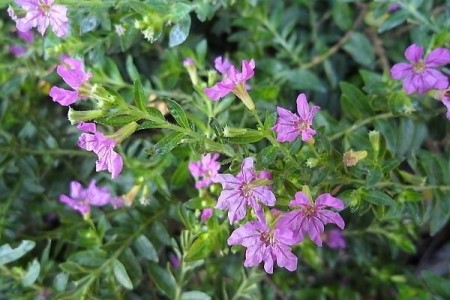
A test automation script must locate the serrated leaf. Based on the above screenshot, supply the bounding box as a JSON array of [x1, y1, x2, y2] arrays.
[[165, 99, 189, 128], [154, 132, 185, 154], [181, 291, 211, 300], [134, 79, 146, 111], [148, 264, 176, 298], [22, 259, 40, 287], [0, 240, 35, 265], [134, 235, 158, 262], [113, 259, 133, 290]]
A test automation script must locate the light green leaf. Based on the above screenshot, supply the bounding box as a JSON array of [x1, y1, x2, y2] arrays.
[[22, 259, 40, 287], [113, 259, 133, 290], [154, 132, 185, 154], [181, 291, 211, 300], [0, 240, 35, 265], [148, 263, 176, 298], [134, 235, 158, 262], [169, 16, 191, 47]]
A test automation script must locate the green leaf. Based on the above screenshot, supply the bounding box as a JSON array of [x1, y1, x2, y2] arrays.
[[69, 249, 107, 267], [364, 190, 395, 206], [126, 55, 140, 81], [22, 259, 40, 287], [148, 263, 176, 298], [134, 235, 158, 262], [154, 132, 185, 154], [96, 114, 141, 127], [343, 32, 375, 68], [340, 82, 372, 120], [332, 2, 353, 30], [165, 99, 190, 128], [185, 232, 211, 262], [170, 161, 189, 187], [113, 259, 133, 290], [378, 11, 408, 33], [257, 145, 278, 167], [53, 272, 69, 292], [286, 69, 326, 93], [181, 291, 211, 300], [0, 240, 35, 265], [225, 130, 263, 144], [422, 271, 450, 298], [169, 15, 191, 47], [134, 79, 147, 111]]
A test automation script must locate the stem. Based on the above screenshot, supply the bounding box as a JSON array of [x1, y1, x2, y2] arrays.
[[328, 112, 395, 141]]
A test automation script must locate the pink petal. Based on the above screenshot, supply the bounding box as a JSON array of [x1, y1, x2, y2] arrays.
[[404, 44, 423, 63], [315, 193, 344, 210], [290, 192, 311, 207], [49, 86, 78, 106], [425, 48, 450, 67], [390, 63, 412, 79]]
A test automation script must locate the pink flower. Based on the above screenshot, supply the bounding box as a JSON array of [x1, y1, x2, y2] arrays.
[[277, 192, 345, 246], [227, 216, 298, 274], [17, 30, 34, 43], [323, 229, 346, 249], [390, 44, 450, 94], [204, 58, 255, 110], [212, 157, 276, 224], [9, 45, 27, 56], [214, 56, 233, 75], [183, 57, 194, 67], [13, 0, 69, 37], [273, 93, 320, 142], [441, 91, 450, 120], [49, 57, 91, 106], [188, 153, 220, 189], [59, 180, 114, 216], [77, 123, 123, 179], [200, 208, 213, 223]]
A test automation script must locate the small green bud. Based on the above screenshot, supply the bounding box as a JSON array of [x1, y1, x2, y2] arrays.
[[68, 108, 105, 125], [223, 126, 248, 137], [368, 130, 380, 155]]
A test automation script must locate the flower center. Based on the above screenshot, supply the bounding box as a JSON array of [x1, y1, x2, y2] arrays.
[[240, 184, 253, 197], [302, 204, 316, 217], [295, 120, 309, 132], [38, 1, 51, 13], [413, 61, 426, 74], [259, 230, 274, 246]]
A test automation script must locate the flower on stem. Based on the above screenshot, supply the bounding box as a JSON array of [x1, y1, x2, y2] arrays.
[[59, 180, 118, 216], [390, 44, 450, 94], [227, 214, 298, 274], [212, 157, 275, 224], [343, 149, 368, 167], [49, 57, 92, 106], [13, 0, 69, 37], [273, 93, 320, 142], [277, 191, 345, 246], [188, 153, 220, 189], [77, 123, 123, 179], [204, 58, 256, 110]]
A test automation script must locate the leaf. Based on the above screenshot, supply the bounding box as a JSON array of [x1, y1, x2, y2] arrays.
[[170, 3, 193, 22], [181, 291, 211, 300], [225, 130, 263, 144], [22, 259, 40, 287], [185, 232, 211, 262], [422, 271, 450, 298], [53, 272, 69, 292], [340, 82, 372, 120], [96, 114, 141, 127], [68, 249, 107, 267], [134, 235, 158, 262], [332, 2, 353, 30], [134, 79, 147, 111], [257, 145, 278, 167], [0, 240, 35, 265], [153, 132, 185, 154], [113, 259, 133, 290], [378, 10, 408, 33], [364, 190, 395, 206], [286, 69, 326, 93], [165, 98, 190, 128], [126, 55, 140, 81], [343, 32, 375, 68], [169, 15, 191, 47], [148, 263, 177, 298]]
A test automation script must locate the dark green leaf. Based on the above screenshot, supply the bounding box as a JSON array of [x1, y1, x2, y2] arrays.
[[181, 291, 211, 300], [113, 259, 133, 290], [134, 235, 158, 262], [134, 79, 146, 111], [364, 190, 395, 206], [343, 32, 375, 68], [286, 69, 326, 93], [148, 263, 176, 298], [68, 249, 107, 267], [154, 132, 185, 154], [165, 99, 190, 128], [422, 271, 450, 298]]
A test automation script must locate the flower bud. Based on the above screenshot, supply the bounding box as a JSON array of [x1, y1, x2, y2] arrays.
[[369, 131, 380, 155], [183, 58, 199, 86], [68, 108, 105, 125], [343, 149, 368, 167]]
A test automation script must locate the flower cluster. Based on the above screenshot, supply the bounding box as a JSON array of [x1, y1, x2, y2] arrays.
[[59, 180, 124, 216], [9, 0, 69, 37], [188, 153, 220, 189], [391, 44, 450, 119], [77, 123, 123, 179], [49, 58, 92, 106]]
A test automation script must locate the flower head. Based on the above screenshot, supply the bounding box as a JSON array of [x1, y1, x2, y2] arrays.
[[77, 123, 123, 179], [59, 180, 113, 215], [277, 192, 345, 246], [390, 44, 450, 94], [227, 216, 298, 274], [200, 208, 214, 223], [273, 93, 320, 142], [188, 153, 220, 189], [323, 229, 346, 249], [204, 58, 255, 110], [13, 0, 69, 37], [212, 157, 276, 223], [49, 57, 91, 106]]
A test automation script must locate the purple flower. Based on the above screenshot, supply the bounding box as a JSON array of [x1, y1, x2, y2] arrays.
[[212, 157, 276, 224], [227, 217, 298, 274], [59, 180, 112, 216], [77, 123, 123, 179], [9, 45, 27, 56], [390, 44, 450, 94], [273, 93, 320, 142], [200, 208, 213, 223], [183, 57, 194, 67], [323, 229, 346, 249], [13, 0, 69, 37], [49, 57, 91, 106], [204, 58, 256, 110], [277, 192, 345, 246], [441, 91, 450, 120], [17, 30, 34, 43], [188, 153, 220, 189]]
